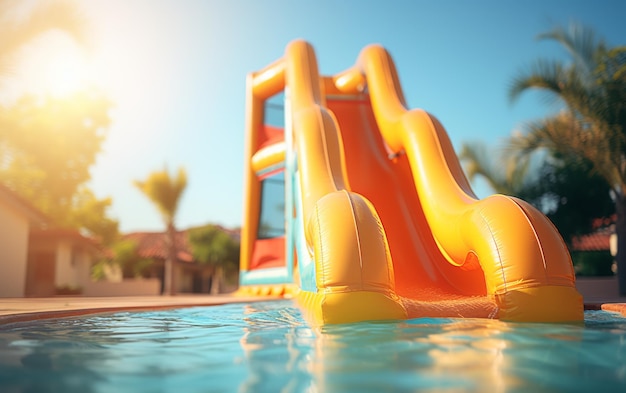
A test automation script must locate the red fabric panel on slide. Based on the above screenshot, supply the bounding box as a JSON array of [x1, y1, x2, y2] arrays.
[[257, 125, 284, 150], [250, 236, 286, 270]]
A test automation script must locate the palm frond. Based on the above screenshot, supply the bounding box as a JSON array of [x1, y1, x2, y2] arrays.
[[459, 141, 521, 195], [134, 166, 188, 225], [537, 23, 603, 77], [509, 60, 570, 104], [507, 112, 621, 188], [509, 22, 608, 109]]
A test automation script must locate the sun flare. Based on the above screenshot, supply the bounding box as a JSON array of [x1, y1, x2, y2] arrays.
[[38, 48, 87, 97], [17, 33, 93, 98]]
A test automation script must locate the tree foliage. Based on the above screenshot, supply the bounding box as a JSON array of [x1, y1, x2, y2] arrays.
[[508, 23, 626, 292], [459, 140, 535, 196], [111, 239, 153, 279], [67, 187, 119, 245], [188, 224, 240, 294], [92, 238, 153, 281], [0, 89, 118, 242], [516, 154, 615, 244], [460, 140, 613, 246], [508, 24, 626, 189], [134, 166, 187, 227], [188, 224, 239, 270], [0, 90, 109, 204]]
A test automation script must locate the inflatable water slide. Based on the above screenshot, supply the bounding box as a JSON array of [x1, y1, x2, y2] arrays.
[[238, 40, 583, 325]]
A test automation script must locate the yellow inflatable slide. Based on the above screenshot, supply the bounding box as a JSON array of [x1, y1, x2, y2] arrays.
[[238, 40, 584, 325]]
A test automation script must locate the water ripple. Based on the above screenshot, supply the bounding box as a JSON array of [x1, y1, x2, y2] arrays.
[[0, 300, 625, 392]]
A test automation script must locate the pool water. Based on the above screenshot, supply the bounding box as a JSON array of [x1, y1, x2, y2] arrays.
[[0, 300, 625, 393]]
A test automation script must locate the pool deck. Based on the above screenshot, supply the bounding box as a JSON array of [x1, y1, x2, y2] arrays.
[[586, 297, 626, 317], [1, 294, 626, 325], [0, 294, 281, 325]]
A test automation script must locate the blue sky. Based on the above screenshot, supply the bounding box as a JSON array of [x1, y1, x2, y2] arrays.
[[73, 0, 626, 233]]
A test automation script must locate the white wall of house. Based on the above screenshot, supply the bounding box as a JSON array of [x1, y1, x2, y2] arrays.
[[54, 240, 77, 288], [54, 241, 95, 291], [75, 248, 93, 288], [0, 200, 29, 297], [83, 279, 161, 296]]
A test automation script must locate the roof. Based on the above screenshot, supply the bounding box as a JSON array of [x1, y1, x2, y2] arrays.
[[571, 227, 612, 252], [123, 225, 240, 264], [29, 228, 100, 251], [123, 231, 194, 263], [0, 183, 48, 225]]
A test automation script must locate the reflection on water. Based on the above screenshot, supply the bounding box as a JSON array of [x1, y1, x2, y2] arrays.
[[306, 314, 626, 393], [239, 303, 315, 392], [0, 301, 625, 392]]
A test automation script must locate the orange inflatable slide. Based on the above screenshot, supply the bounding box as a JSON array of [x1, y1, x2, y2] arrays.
[[238, 40, 584, 325]]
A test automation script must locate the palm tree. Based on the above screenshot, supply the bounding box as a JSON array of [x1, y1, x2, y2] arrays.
[[134, 166, 187, 295], [0, 0, 86, 77], [508, 23, 626, 294], [461, 139, 615, 245], [459, 140, 533, 195]]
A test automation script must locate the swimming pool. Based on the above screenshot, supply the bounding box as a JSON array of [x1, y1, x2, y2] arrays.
[[0, 300, 624, 392]]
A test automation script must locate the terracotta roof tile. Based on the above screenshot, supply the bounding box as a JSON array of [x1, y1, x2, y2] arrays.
[[123, 231, 192, 262], [122, 226, 240, 263], [571, 228, 612, 252]]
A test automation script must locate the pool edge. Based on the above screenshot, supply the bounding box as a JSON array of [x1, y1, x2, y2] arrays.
[[0, 296, 624, 325], [0, 295, 284, 326]]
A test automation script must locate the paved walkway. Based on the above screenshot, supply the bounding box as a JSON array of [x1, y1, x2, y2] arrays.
[[1, 294, 625, 325], [0, 294, 279, 325], [585, 298, 626, 317]]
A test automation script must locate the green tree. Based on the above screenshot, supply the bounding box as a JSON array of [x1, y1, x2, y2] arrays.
[[188, 224, 240, 294], [68, 187, 119, 245], [517, 154, 614, 245], [112, 239, 154, 279], [508, 23, 626, 293], [134, 166, 187, 295], [92, 239, 153, 281], [460, 141, 614, 247], [0, 89, 117, 242]]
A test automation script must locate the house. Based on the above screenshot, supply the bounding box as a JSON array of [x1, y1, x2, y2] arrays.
[[571, 227, 612, 253], [122, 227, 240, 294], [0, 184, 47, 297], [570, 217, 616, 277], [0, 184, 106, 297], [570, 217, 620, 299], [1, 183, 238, 297], [26, 228, 100, 297]]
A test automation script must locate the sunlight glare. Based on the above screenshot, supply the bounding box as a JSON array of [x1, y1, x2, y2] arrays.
[[16, 32, 93, 98], [40, 48, 86, 97]]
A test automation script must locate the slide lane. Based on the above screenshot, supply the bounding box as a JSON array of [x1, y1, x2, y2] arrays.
[[354, 45, 582, 322]]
